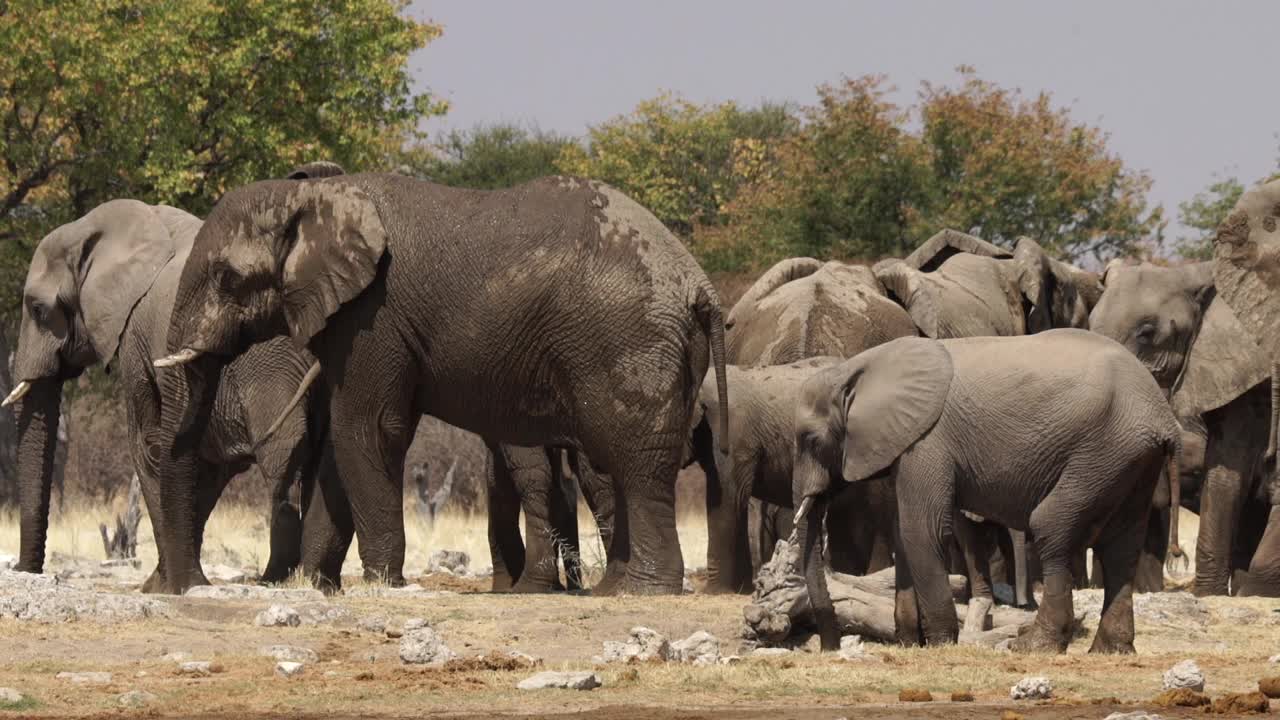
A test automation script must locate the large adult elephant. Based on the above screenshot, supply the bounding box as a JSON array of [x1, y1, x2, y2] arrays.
[[153, 174, 728, 596], [1090, 260, 1272, 595], [1212, 177, 1280, 596], [794, 331, 1180, 653], [709, 258, 916, 592], [3, 167, 336, 590]]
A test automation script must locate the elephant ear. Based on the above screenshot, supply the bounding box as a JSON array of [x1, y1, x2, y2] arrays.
[[78, 200, 182, 364], [1012, 237, 1053, 332], [904, 228, 1012, 272], [729, 257, 823, 322], [1213, 178, 1280, 358], [873, 259, 939, 337], [275, 182, 388, 349], [1172, 294, 1268, 416], [841, 337, 953, 482]]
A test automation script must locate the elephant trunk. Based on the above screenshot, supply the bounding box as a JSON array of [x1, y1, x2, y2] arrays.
[[694, 285, 730, 455], [1166, 444, 1184, 568], [797, 494, 838, 651], [13, 378, 63, 572]]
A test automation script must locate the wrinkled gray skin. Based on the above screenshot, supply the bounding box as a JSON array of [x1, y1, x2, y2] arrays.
[[7, 183, 330, 590], [156, 174, 728, 596], [795, 331, 1180, 654], [487, 445, 614, 593], [1090, 260, 1276, 596], [688, 358, 897, 593], [1213, 177, 1280, 596], [712, 259, 916, 592]]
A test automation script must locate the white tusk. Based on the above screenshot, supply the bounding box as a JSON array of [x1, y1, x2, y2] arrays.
[[153, 348, 201, 369], [252, 360, 321, 452], [787, 496, 816, 545], [1, 381, 31, 408]]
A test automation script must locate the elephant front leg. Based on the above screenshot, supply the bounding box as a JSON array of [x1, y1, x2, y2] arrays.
[[895, 510, 959, 646], [953, 514, 994, 634], [509, 448, 567, 594], [1196, 398, 1265, 596], [702, 455, 752, 594], [300, 444, 354, 594], [486, 444, 525, 592], [1238, 506, 1280, 597]]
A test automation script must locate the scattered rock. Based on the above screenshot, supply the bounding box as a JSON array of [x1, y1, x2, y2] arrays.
[[55, 671, 112, 684], [750, 647, 792, 657], [117, 690, 156, 707], [185, 584, 323, 602], [356, 616, 387, 634], [1162, 659, 1205, 692], [601, 627, 671, 663], [1010, 676, 1052, 700], [0, 687, 24, 703], [427, 550, 469, 575], [259, 646, 318, 664], [0, 555, 14, 571], [1261, 676, 1280, 699], [899, 688, 933, 702], [517, 671, 601, 691], [298, 602, 348, 625], [670, 630, 720, 665], [1212, 605, 1261, 624], [162, 651, 192, 663], [1151, 688, 1210, 707], [508, 651, 541, 666], [719, 655, 742, 665], [177, 661, 215, 676], [255, 604, 301, 627], [1210, 691, 1269, 714], [203, 564, 247, 583], [837, 635, 878, 662], [0, 571, 171, 623], [275, 662, 305, 679], [1104, 713, 1162, 720], [950, 691, 974, 702], [399, 625, 455, 665], [404, 618, 429, 632]]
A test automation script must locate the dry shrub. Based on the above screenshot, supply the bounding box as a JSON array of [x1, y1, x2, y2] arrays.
[[61, 393, 132, 508]]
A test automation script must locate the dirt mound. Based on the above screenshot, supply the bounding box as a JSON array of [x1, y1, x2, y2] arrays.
[[443, 652, 540, 672], [1152, 688, 1210, 707], [1210, 691, 1269, 714]]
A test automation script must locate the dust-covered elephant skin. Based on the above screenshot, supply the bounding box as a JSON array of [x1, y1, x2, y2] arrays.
[[793, 330, 1180, 655], [156, 174, 728, 596], [1213, 177, 1280, 596], [487, 444, 613, 593], [873, 230, 1101, 339], [712, 258, 916, 591], [687, 358, 895, 594], [1090, 260, 1274, 596], [6, 196, 329, 593]]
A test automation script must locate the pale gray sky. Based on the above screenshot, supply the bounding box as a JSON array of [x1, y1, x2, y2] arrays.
[[408, 1, 1278, 242]]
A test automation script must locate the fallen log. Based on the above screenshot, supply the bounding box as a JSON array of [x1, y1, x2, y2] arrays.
[[743, 540, 1036, 646]]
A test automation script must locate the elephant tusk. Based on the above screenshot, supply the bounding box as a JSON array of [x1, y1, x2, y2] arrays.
[[1, 380, 31, 408], [153, 348, 201, 369], [252, 360, 321, 453], [787, 496, 816, 545]]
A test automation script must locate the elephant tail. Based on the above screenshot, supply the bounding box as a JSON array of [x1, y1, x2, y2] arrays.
[[694, 284, 729, 455]]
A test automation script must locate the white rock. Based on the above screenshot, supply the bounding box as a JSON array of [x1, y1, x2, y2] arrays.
[[0, 687, 24, 703], [185, 584, 323, 602], [837, 635, 878, 662], [750, 647, 792, 657], [204, 564, 247, 583], [56, 671, 112, 684], [255, 604, 301, 627], [118, 690, 156, 707], [356, 615, 387, 633], [178, 661, 212, 676], [427, 550, 469, 574], [162, 651, 192, 663], [670, 630, 720, 665], [1010, 676, 1052, 700], [399, 626, 455, 665], [1104, 712, 1163, 720], [275, 661, 305, 678], [259, 645, 318, 663], [718, 655, 742, 665], [404, 617, 429, 632], [601, 627, 671, 663], [517, 671, 601, 691], [0, 571, 171, 623], [1162, 659, 1204, 692], [0, 555, 15, 571], [508, 650, 541, 665]]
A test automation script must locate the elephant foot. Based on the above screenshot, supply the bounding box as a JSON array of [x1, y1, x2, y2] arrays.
[[1088, 633, 1135, 655], [312, 572, 343, 596], [363, 568, 406, 587], [1009, 621, 1068, 654], [141, 567, 165, 595], [1191, 580, 1228, 597], [510, 576, 566, 594], [259, 563, 298, 586], [617, 572, 684, 596], [963, 596, 994, 634], [591, 559, 628, 596]]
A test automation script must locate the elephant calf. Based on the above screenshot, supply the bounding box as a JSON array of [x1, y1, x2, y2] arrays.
[[795, 330, 1181, 654]]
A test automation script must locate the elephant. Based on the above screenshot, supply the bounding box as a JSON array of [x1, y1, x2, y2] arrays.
[[711, 258, 917, 591], [1089, 260, 1274, 595], [687, 357, 897, 593], [1213, 176, 1280, 596], [793, 330, 1180, 653], [3, 164, 341, 590], [487, 444, 614, 593], [153, 173, 729, 596]]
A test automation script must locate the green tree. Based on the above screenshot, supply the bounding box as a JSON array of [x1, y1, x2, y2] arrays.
[[399, 123, 575, 189], [556, 94, 797, 236], [1176, 177, 1246, 260], [0, 0, 445, 318]]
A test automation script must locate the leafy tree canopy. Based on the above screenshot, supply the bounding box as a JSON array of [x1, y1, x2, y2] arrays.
[[398, 123, 574, 190]]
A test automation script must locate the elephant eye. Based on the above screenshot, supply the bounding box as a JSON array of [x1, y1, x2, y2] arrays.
[[1135, 322, 1157, 345], [28, 299, 49, 323], [212, 264, 241, 295]]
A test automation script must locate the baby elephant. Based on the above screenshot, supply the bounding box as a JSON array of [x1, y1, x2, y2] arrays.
[[794, 329, 1180, 654]]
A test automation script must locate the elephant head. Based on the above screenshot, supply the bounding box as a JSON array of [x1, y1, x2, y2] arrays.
[[792, 337, 953, 649], [874, 230, 1099, 338], [4, 200, 195, 571], [726, 257, 917, 365]]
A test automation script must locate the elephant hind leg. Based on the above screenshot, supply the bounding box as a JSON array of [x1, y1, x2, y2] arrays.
[[1238, 506, 1280, 597], [301, 443, 354, 594], [1090, 452, 1163, 654], [595, 438, 685, 596], [486, 444, 526, 592], [953, 515, 994, 634]]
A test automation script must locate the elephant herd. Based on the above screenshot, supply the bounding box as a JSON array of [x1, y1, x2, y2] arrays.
[[7, 159, 1280, 654]]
